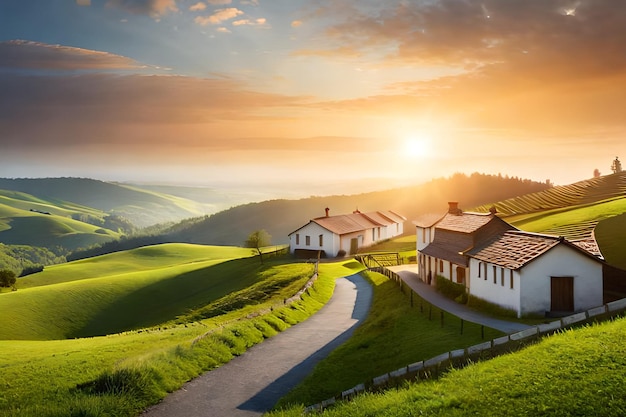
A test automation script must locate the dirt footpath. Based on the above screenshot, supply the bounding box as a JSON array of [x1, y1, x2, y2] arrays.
[[142, 274, 372, 417]]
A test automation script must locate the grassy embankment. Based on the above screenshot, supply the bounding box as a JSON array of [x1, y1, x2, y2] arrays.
[[273, 268, 502, 409], [268, 316, 626, 416], [0, 245, 363, 417]]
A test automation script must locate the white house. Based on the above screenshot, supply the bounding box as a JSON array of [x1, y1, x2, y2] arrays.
[[415, 202, 605, 317], [414, 202, 514, 286], [289, 208, 406, 258]]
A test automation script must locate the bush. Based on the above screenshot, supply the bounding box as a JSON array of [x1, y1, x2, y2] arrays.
[[467, 294, 517, 318], [436, 275, 466, 302], [0, 269, 17, 287], [19, 264, 44, 277], [336, 250, 347, 258]]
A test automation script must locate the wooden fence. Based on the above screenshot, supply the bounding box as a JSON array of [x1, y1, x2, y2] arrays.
[[304, 267, 626, 413]]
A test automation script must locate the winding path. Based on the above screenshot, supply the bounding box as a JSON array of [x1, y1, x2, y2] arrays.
[[142, 274, 372, 417], [389, 265, 531, 333]]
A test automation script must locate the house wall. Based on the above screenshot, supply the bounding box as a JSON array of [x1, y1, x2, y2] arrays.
[[519, 245, 603, 315], [339, 228, 377, 254], [416, 226, 433, 251], [289, 223, 338, 256], [469, 259, 521, 316], [469, 244, 603, 317]]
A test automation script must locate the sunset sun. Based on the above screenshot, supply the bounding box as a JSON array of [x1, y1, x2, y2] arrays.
[[402, 135, 432, 159]]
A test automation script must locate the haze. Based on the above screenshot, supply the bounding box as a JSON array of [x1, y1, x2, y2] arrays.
[[1, 0, 625, 197]]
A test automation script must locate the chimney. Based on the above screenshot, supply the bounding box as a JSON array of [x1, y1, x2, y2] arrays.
[[325, 207, 330, 217], [448, 201, 461, 215]]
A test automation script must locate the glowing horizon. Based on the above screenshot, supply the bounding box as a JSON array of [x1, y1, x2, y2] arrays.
[[1, 1, 625, 191]]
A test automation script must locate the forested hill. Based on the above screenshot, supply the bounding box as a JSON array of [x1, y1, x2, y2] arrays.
[[0, 178, 205, 227], [165, 173, 551, 246]]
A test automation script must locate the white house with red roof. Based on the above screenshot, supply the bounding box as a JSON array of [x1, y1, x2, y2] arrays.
[[289, 208, 406, 258], [415, 202, 605, 317]]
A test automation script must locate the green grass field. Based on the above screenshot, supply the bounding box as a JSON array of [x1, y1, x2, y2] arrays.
[[0, 252, 363, 416], [1, 244, 258, 340], [274, 270, 502, 408], [595, 213, 626, 269], [0, 194, 121, 250], [269, 317, 626, 416]]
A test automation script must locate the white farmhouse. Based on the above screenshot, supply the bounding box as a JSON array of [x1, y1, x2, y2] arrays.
[[468, 231, 604, 317], [289, 208, 406, 258], [415, 202, 605, 317]]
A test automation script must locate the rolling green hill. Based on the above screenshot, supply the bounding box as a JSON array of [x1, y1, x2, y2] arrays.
[[0, 199, 121, 251], [0, 178, 208, 227], [1, 244, 255, 340]]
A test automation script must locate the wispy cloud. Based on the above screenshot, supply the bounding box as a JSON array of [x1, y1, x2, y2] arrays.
[[195, 7, 243, 25], [291, 20, 302, 28], [188, 2, 206, 12], [232, 17, 268, 27], [207, 0, 231, 4], [0, 40, 143, 71]]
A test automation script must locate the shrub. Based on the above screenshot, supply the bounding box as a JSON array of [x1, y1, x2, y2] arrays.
[[336, 250, 347, 258], [436, 275, 466, 302], [467, 294, 517, 318], [0, 269, 17, 287]]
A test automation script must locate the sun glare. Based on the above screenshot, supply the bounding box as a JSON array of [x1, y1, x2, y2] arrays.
[[402, 135, 432, 159]]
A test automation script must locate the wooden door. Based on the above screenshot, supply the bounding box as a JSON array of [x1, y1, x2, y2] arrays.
[[350, 238, 359, 255], [551, 276, 574, 312]]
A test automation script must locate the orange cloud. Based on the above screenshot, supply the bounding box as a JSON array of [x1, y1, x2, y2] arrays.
[[189, 2, 206, 11], [195, 7, 243, 25]]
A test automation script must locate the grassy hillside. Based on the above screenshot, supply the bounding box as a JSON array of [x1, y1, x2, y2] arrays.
[[595, 213, 626, 269], [0, 204, 121, 251], [0, 259, 351, 417], [0, 178, 207, 227], [473, 171, 626, 216], [1, 244, 255, 339], [506, 196, 626, 241], [270, 317, 626, 416]]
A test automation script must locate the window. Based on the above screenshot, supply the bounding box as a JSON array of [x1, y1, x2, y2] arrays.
[[493, 266, 497, 284], [478, 262, 482, 278], [296, 234, 300, 245], [510, 270, 514, 289], [422, 229, 426, 243], [501, 268, 505, 286], [305, 235, 310, 246], [484, 263, 488, 280], [319, 234, 323, 247], [439, 260, 444, 273]]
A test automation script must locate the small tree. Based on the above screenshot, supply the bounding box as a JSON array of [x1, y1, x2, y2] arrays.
[[0, 269, 17, 289], [245, 229, 272, 264], [593, 168, 601, 178], [611, 156, 622, 174]]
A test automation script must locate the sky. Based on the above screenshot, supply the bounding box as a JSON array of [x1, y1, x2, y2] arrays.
[[1, 0, 625, 196]]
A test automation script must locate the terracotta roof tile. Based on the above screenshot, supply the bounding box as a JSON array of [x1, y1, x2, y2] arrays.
[[312, 213, 381, 235], [413, 213, 446, 228], [468, 231, 563, 269], [436, 212, 495, 233]]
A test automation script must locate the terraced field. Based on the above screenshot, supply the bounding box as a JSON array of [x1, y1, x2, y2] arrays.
[[473, 172, 626, 216]]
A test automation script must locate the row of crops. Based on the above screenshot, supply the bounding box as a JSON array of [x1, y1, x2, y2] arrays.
[[473, 172, 626, 216]]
